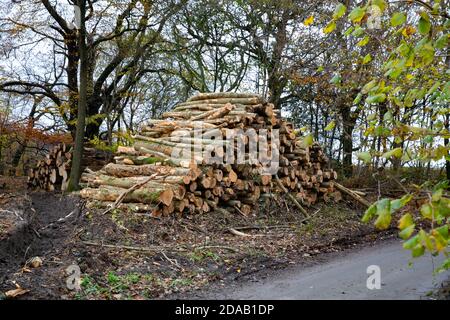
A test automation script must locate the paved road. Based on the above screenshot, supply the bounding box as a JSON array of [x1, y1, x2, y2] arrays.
[[207, 240, 448, 299]]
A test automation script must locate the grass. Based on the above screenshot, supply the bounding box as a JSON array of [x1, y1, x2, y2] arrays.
[[188, 249, 221, 262], [170, 278, 193, 288]]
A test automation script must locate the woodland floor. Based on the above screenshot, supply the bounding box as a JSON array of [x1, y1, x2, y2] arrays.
[[1, 175, 444, 300]]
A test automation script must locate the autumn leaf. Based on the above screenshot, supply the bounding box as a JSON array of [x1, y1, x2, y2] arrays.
[[348, 7, 365, 23], [323, 21, 336, 34], [324, 120, 335, 131], [303, 15, 314, 26], [402, 25, 416, 37]]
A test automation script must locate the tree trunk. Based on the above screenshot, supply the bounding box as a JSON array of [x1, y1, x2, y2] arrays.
[[67, 0, 88, 191], [66, 30, 79, 139], [341, 106, 354, 177]]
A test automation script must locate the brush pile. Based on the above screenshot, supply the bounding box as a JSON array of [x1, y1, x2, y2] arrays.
[[78, 92, 340, 217]]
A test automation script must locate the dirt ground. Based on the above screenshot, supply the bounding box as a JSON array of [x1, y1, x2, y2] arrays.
[[0, 175, 438, 300]]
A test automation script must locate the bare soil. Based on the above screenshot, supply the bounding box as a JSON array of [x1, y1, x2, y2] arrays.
[[0, 176, 399, 300]]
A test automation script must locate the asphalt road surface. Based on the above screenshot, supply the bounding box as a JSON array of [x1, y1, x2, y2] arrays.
[[206, 240, 448, 299]]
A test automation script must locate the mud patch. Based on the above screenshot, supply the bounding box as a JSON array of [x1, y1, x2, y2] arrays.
[[0, 191, 85, 299]]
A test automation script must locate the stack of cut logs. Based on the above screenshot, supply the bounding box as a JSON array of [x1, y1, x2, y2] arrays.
[[27, 144, 110, 191], [27, 143, 72, 191], [79, 92, 340, 217]]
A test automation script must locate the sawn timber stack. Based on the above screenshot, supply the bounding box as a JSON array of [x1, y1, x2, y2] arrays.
[[80, 92, 340, 217]]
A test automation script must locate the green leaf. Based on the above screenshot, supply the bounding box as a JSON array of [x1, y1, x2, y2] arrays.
[[396, 43, 411, 56], [362, 53, 372, 64], [357, 151, 372, 164], [417, 41, 435, 65], [418, 229, 434, 251], [366, 93, 386, 104], [435, 225, 449, 239], [432, 189, 443, 202], [437, 258, 450, 272], [383, 110, 393, 122], [391, 12, 406, 27], [427, 81, 441, 95], [435, 34, 448, 49], [391, 195, 413, 212], [399, 224, 415, 240], [382, 147, 402, 159], [403, 234, 419, 249], [432, 226, 448, 251], [374, 198, 391, 229], [324, 21, 336, 34], [420, 203, 433, 219], [418, 16, 431, 35], [351, 26, 364, 37], [411, 243, 425, 257], [303, 134, 314, 147], [333, 3, 347, 19], [362, 202, 377, 223], [353, 93, 363, 104], [344, 26, 354, 36], [357, 35, 370, 47], [348, 7, 365, 23], [372, 0, 387, 11], [324, 120, 336, 131], [436, 198, 450, 218], [330, 74, 341, 84], [361, 80, 378, 94]]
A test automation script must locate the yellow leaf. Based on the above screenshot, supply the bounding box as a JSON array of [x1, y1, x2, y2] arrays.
[[324, 120, 336, 131], [402, 26, 416, 37], [398, 213, 414, 230], [323, 21, 336, 34], [304, 15, 314, 26]]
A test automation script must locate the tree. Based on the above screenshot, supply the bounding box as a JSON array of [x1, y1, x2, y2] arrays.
[[0, 0, 186, 140], [327, 0, 450, 270], [67, 0, 87, 191]]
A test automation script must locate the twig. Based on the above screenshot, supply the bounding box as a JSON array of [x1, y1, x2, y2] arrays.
[[233, 206, 247, 217], [228, 227, 252, 237], [231, 224, 291, 231], [0, 209, 24, 221], [82, 240, 176, 252], [101, 173, 158, 215], [194, 245, 238, 252], [82, 240, 237, 254], [275, 175, 309, 218], [40, 209, 78, 231], [390, 176, 409, 194], [334, 182, 371, 207], [160, 251, 182, 270]]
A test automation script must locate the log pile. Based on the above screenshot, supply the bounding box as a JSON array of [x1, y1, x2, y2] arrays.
[[79, 92, 340, 217], [27, 143, 72, 191], [27, 144, 110, 191]]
